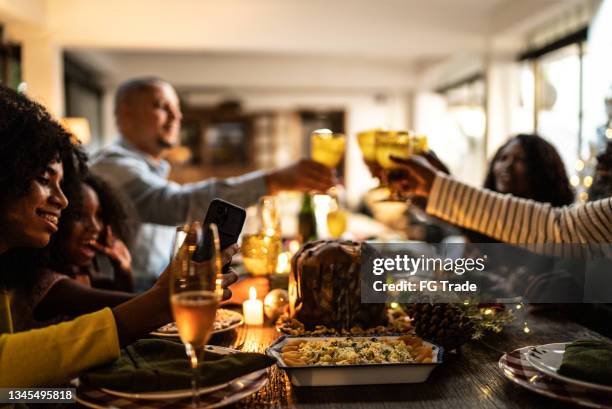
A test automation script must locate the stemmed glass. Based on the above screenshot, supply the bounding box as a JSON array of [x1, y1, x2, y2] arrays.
[[310, 128, 348, 238], [170, 223, 223, 408], [375, 130, 428, 202]]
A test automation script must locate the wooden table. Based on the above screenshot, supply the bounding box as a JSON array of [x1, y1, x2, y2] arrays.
[[211, 309, 609, 409]]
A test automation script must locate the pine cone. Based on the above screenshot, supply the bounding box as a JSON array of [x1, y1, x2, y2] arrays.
[[402, 303, 474, 351]]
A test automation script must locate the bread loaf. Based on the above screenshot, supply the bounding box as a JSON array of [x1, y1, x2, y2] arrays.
[[289, 240, 387, 330]]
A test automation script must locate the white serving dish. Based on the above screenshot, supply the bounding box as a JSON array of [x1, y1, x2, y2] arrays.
[[266, 335, 443, 386]]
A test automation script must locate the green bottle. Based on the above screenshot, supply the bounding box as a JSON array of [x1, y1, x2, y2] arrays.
[[298, 193, 317, 243]]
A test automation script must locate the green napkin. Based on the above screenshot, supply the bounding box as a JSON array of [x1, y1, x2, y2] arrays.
[[81, 339, 275, 392], [558, 339, 612, 386]]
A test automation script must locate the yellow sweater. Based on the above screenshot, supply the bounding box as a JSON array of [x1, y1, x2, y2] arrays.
[[0, 291, 120, 387]]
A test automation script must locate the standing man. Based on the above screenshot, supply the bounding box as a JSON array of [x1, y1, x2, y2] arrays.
[[91, 77, 334, 290]]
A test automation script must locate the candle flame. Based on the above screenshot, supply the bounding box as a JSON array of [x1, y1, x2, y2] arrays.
[[249, 286, 257, 300]]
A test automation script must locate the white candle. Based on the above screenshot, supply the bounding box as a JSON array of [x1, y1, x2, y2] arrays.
[[243, 287, 264, 325]]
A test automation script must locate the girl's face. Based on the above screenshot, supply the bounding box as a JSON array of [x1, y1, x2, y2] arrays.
[[493, 139, 533, 198], [0, 161, 68, 250], [65, 184, 103, 267]]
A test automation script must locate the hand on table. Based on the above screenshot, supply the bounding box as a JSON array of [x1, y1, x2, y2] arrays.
[[266, 159, 335, 194]]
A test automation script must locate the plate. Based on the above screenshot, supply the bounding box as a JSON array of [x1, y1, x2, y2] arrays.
[[151, 308, 244, 338], [99, 345, 236, 400], [266, 335, 443, 386], [526, 342, 612, 394], [499, 346, 612, 409], [76, 345, 269, 408]]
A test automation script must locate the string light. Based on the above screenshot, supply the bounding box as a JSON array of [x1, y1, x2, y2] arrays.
[[579, 191, 589, 202], [606, 128, 612, 139], [570, 175, 580, 187], [523, 322, 531, 334], [575, 160, 585, 171], [390, 302, 399, 309], [583, 175, 593, 188]]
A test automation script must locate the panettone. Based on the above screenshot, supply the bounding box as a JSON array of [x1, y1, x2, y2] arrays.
[[289, 240, 388, 330]]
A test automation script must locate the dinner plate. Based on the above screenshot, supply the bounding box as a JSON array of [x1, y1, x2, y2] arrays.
[[76, 367, 268, 409], [150, 308, 244, 338], [98, 345, 237, 400], [499, 346, 612, 409], [525, 342, 612, 394]]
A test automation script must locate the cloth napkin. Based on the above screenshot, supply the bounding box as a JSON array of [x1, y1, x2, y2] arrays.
[[81, 339, 275, 392], [558, 339, 612, 386]]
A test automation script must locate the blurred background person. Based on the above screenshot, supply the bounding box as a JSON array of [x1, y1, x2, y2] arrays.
[[91, 77, 334, 290]]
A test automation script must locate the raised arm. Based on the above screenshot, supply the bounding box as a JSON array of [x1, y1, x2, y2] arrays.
[[427, 173, 612, 245]]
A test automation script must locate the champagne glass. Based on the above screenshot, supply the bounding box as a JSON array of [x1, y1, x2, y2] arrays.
[[170, 223, 223, 408]]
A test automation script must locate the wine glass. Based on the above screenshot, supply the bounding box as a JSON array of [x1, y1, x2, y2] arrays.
[[375, 131, 428, 202], [311, 128, 346, 169], [241, 196, 282, 276], [170, 223, 223, 408], [310, 129, 348, 238]]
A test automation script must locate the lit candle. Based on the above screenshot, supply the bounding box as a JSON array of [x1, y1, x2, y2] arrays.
[[243, 287, 264, 325]]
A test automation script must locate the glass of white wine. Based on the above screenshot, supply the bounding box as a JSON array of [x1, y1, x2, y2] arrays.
[[170, 223, 223, 408], [310, 129, 348, 238], [375, 131, 428, 202]]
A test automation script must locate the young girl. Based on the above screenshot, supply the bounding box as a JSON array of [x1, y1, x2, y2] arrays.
[[0, 86, 236, 386]]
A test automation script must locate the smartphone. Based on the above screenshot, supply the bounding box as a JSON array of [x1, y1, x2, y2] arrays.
[[193, 198, 246, 264]]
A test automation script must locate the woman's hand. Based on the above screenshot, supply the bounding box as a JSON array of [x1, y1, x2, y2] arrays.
[[389, 154, 440, 199], [90, 226, 132, 275], [155, 222, 240, 301]]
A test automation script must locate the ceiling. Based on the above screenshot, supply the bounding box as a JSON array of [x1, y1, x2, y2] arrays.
[[3, 0, 588, 90]]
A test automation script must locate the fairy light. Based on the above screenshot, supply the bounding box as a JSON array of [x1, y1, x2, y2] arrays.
[[523, 322, 531, 334], [606, 128, 612, 139], [484, 308, 493, 315], [583, 175, 593, 188], [579, 191, 589, 202], [570, 175, 580, 187], [575, 160, 585, 171], [515, 304, 522, 310], [390, 302, 399, 309]]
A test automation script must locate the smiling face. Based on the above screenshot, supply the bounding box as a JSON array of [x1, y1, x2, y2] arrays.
[[118, 82, 182, 158], [0, 161, 68, 250], [64, 184, 103, 267], [492, 139, 533, 198]]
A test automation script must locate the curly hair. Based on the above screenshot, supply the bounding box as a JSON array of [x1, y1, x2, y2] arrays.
[[0, 86, 88, 289], [45, 174, 138, 272], [483, 134, 575, 207]]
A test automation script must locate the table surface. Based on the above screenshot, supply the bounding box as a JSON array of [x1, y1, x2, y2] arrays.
[[209, 309, 608, 409]]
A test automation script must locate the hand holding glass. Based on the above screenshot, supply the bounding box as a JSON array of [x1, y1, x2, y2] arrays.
[[170, 223, 223, 407]]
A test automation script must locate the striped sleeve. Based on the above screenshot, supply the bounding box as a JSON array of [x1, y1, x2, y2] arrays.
[[426, 173, 612, 247]]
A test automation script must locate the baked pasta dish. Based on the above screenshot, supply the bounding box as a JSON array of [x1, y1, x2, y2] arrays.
[[280, 335, 434, 366]]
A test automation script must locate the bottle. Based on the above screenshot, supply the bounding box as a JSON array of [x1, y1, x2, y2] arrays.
[[298, 193, 317, 243]]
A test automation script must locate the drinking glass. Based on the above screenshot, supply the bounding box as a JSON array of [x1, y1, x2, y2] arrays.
[[375, 131, 428, 202], [170, 223, 223, 408], [310, 128, 346, 169], [241, 196, 282, 276], [311, 129, 347, 237]]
